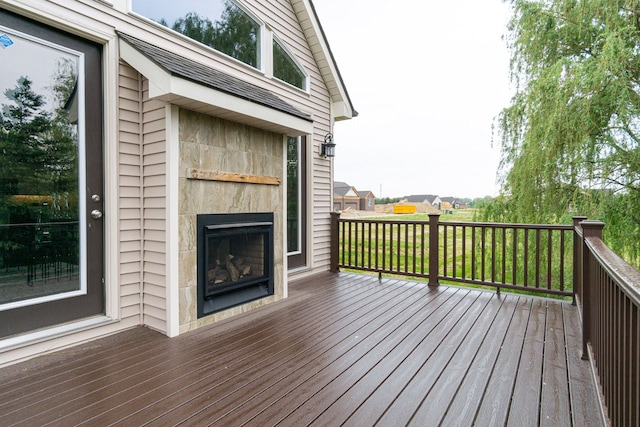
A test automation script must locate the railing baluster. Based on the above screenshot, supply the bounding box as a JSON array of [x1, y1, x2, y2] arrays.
[[397, 223, 402, 273], [453, 225, 457, 278], [375, 222, 379, 271], [340, 219, 345, 267], [354, 222, 359, 268], [481, 226, 486, 283], [502, 227, 507, 284], [421, 223, 425, 275], [389, 223, 394, 272], [491, 227, 496, 283], [382, 222, 387, 272], [443, 224, 448, 277], [367, 222, 372, 270], [462, 225, 467, 279], [471, 226, 476, 281], [512, 228, 517, 286], [535, 229, 542, 289], [547, 229, 553, 290], [412, 223, 417, 274], [524, 228, 529, 287], [404, 223, 409, 273], [560, 229, 565, 292]]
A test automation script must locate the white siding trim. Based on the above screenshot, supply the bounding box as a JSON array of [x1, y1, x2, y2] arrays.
[[281, 134, 289, 298], [104, 35, 121, 321], [119, 39, 313, 136], [165, 105, 180, 337]]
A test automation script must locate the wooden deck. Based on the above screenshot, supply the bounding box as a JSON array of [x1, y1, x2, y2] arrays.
[[0, 272, 603, 426]]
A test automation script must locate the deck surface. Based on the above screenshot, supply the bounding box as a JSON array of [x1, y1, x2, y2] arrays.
[[0, 272, 603, 426]]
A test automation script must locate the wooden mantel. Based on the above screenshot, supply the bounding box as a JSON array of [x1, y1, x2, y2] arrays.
[[187, 168, 281, 186]]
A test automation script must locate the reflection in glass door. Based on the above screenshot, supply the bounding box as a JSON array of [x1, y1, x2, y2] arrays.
[[0, 9, 104, 339], [0, 28, 84, 307]]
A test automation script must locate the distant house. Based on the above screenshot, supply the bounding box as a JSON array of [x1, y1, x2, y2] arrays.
[[405, 194, 442, 209], [440, 197, 466, 209], [334, 181, 360, 210], [358, 190, 376, 211]]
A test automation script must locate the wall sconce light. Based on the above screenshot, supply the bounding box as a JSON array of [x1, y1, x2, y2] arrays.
[[320, 132, 336, 158]]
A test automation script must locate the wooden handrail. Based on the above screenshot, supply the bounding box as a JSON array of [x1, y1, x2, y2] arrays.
[[579, 219, 640, 426]]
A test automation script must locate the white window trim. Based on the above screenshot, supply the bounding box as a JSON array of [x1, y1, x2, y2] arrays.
[[287, 136, 303, 256]]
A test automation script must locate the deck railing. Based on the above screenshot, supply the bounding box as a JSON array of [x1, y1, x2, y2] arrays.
[[576, 220, 640, 426], [331, 212, 574, 298], [330, 211, 640, 426]]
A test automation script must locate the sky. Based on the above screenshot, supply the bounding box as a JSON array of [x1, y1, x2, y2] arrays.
[[312, 0, 514, 199]]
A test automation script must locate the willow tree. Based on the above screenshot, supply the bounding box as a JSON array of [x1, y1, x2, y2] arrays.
[[493, 0, 640, 265]]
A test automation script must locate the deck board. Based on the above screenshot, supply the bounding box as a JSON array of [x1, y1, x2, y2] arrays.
[[438, 295, 521, 425], [0, 272, 604, 426], [506, 298, 547, 427], [540, 301, 571, 426], [472, 297, 533, 426]]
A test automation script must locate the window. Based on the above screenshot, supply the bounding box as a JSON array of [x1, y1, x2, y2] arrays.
[[132, 0, 261, 68], [287, 136, 301, 253], [287, 136, 307, 269], [273, 39, 306, 90]]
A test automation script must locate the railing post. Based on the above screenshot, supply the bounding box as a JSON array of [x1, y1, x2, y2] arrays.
[[330, 211, 340, 273], [580, 220, 605, 360], [428, 213, 440, 287], [572, 216, 587, 306]]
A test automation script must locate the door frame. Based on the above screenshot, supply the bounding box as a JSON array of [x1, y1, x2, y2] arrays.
[[0, 8, 106, 339]]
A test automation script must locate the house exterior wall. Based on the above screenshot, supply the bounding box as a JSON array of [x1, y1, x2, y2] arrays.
[[140, 80, 169, 333], [117, 62, 144, 327], [0, 0, 349, 366], [118, 65, 169, 334], [360, 195, 376, 211]]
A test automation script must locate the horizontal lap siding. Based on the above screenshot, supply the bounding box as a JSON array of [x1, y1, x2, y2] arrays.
[[252, 0, 334, 274], [118, 63, 142, 324], [118, 65, 169, 333], [142, 79, 168, 333]]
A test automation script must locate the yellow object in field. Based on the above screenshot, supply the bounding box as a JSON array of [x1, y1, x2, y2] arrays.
[[393, 205, 416, 214]]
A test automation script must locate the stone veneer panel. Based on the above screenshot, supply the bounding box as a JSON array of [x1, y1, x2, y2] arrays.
[[178, 109, 285, 332]]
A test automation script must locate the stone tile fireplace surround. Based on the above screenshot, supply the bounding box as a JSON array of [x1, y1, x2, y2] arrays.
[[178, 109, 285, 334]]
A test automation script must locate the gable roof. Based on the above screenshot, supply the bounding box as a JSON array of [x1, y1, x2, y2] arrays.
[[405, 194, 439, 204], [359, 190, 375, 198], [334, 181, 359, 197], [292, 0, 357, 121]]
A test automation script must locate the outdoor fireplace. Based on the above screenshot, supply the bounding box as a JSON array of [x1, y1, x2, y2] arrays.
[[197, 213, 274, 317]]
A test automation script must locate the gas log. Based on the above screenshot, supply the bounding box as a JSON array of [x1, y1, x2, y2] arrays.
[[207, 254, 253, 286]]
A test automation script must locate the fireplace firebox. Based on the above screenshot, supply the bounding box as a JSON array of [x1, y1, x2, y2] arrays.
[[197, 213, 274, 317]]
